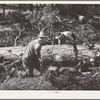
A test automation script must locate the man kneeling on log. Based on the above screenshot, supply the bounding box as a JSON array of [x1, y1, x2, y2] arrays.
[[22, 27, 49, 77]]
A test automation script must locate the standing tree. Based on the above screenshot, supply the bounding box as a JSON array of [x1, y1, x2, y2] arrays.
[[18, 4, 21, 15], [2, 4, 6, 18], [36, 4, 39, 17], [29, 4, 33, 12]]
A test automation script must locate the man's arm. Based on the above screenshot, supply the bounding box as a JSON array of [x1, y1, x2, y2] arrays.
[[75, 62, 81, 70], [34, 43, 42, 62]]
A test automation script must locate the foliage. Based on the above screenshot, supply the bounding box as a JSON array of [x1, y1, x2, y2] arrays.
[[0, 4, 100, 46]]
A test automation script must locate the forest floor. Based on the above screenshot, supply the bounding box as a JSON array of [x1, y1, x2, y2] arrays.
[[0, 44, 100, 90], [0, 21, 100, 90]]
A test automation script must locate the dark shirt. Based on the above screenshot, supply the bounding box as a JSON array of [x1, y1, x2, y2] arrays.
[[22, 39, 42, 65]]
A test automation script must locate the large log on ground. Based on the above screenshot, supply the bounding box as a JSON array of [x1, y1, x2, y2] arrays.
[[0, 46, 26, 59], [0, 44, 99, 66], [0, 44, 99, 58]]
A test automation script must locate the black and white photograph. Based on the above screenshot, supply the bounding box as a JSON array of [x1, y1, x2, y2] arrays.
[[0, 1, 100, 94]]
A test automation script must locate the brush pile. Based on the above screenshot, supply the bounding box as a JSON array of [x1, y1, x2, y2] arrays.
[[42, 51, 100, 90], [46, 66, 100, 90]]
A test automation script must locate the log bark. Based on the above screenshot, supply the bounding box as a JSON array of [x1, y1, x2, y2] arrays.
[[0, 44, 99, 61]]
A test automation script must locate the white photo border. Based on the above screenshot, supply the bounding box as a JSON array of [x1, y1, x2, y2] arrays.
[[0, 1, 100, 99]]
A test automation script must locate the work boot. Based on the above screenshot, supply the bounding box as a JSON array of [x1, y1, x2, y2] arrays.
[[21, 71, 33, 78], [39, 67, 43, 76]]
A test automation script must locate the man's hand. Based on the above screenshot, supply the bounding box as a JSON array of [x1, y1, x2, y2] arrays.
[[39, 58, 43, 63]]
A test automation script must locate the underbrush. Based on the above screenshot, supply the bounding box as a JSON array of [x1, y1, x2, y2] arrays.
[[0, 23, 100, 47]]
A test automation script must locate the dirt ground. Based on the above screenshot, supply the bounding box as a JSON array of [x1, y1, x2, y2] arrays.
[[0, 44, 100, 90]]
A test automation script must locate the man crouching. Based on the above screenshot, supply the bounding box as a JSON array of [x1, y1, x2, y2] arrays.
[[22, 28, 49, 77]]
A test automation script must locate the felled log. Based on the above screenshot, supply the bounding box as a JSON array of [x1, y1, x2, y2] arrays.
[[0, 46, 25, 59], [0, 44, 99, 67]]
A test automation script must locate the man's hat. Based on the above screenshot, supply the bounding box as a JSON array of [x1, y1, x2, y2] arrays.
[[38, 31, 49, 38], [38, 27, 49, 38]]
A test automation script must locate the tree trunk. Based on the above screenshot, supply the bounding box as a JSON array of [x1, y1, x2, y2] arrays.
[[36, 4, 38, 15], [18, 4, 21, 14], [2, 4, 6, 18], [51, 4, 53, 10], [29, 4, 33, 12]]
